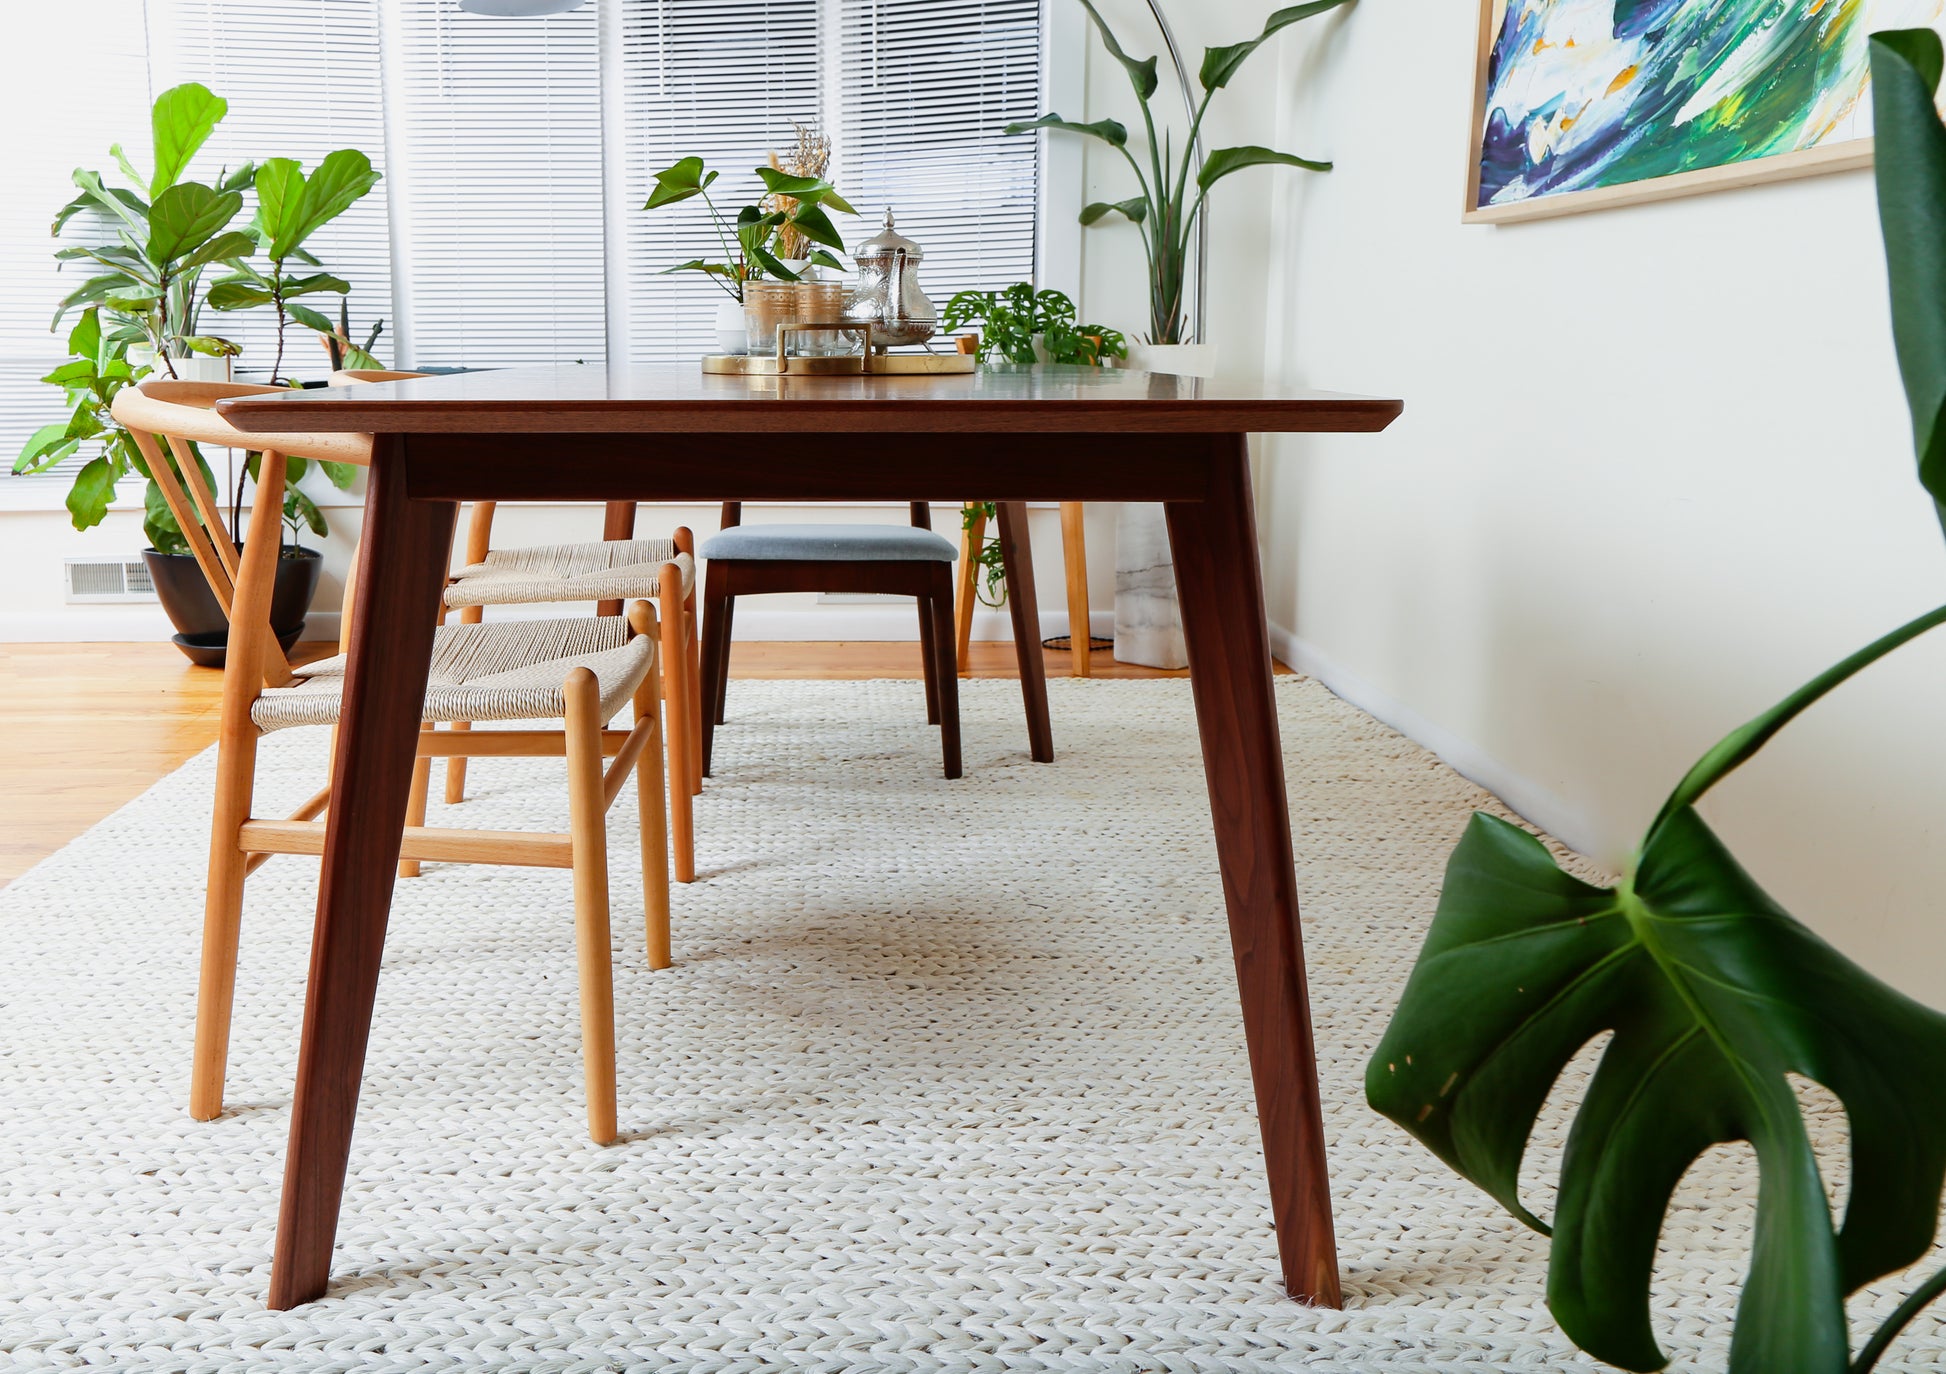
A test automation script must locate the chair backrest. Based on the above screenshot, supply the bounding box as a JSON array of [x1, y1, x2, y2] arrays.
[[111, 380, 375, 688]]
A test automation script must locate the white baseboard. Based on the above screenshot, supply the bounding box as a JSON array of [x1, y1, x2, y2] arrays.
[[1267, 620, 1604, 862]]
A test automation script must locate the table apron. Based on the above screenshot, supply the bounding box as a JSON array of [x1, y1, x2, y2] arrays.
[[397, 431, 1229, 505]]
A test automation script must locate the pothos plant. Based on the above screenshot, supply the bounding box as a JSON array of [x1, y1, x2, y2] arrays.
[[643, 156, 855, 301], [1366, 31, 1946, 1374], [1006, 0, 1349, 345], [942, 284, 1128, 367]]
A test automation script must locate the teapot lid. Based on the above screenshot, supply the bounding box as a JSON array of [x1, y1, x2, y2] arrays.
[[854, 209, 924, 262]]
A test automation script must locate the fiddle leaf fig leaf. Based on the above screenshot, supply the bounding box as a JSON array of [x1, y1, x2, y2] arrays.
[[1371, 601, 1946, 1374], [1198, 0, 1353, 91], [1870, 30, 1946, 530], [1005, 113, 1128, 148], [149, 82, 227, 196], [147, 182, 243, 266], [1076, 0, 1158, 100]]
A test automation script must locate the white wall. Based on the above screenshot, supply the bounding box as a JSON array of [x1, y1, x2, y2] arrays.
[[1156, 0, 1946, 1003]]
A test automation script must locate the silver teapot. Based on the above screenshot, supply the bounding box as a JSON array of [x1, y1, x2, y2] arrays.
[[843, 210, 936, 349]]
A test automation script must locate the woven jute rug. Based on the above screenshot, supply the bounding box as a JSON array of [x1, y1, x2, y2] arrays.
[[1, 678, 1940, 1372]]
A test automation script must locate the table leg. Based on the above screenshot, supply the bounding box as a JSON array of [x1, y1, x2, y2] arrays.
[[994, 501, 1053, 763], [268, 441, 457, 1310], [1165, 435, 1341, 1308]]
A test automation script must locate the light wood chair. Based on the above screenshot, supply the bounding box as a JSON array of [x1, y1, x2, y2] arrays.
[[955, 501, 1094, 676], [112, 379, 671, 1144], [330, 371, 703, 885]]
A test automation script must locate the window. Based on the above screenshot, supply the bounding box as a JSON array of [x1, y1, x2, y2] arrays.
[[2, 0, 1052, 486]]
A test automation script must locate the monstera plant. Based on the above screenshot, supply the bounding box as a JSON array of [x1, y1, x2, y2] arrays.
[[1367, 31, 1946, 1374]]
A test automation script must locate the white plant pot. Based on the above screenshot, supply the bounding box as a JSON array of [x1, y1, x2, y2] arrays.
[[1112, 341, 1211, 669], [1126, 341, 1217, 378], [715, 297, 748, 355]]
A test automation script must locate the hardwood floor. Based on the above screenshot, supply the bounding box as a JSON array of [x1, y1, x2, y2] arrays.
[[0, 638, 1257, 886]]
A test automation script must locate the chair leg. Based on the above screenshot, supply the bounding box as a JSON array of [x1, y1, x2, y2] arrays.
[[929, 564, 962, 779], [918, 587, 941, 726], [1061, 501, 1091, 679], [446, 604, 484, 803], [676, 527, 703, 798], [564, 666, 619, 1146], [189, 449, 286, 1122], [629, 602, 672, 971], [398, 728, 435, 879], [699, 573, 733, 776], [955, 502, 985, 678], [659, 564, 696, 884]]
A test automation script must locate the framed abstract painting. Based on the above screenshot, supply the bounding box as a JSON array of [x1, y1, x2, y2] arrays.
[[1465, 0, 1945, 223]]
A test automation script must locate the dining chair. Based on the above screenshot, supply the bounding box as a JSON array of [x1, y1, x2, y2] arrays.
[[700, 502, 963, 778], [955, 501, 1094, 676], [332, 370, 703, 884], [112, 379, 671, 1144]]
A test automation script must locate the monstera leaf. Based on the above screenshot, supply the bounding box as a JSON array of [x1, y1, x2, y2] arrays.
[[1370, 604, 1946, 1374]]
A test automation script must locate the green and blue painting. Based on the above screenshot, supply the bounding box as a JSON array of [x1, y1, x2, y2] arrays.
[[1475, 0, 1944, 209]]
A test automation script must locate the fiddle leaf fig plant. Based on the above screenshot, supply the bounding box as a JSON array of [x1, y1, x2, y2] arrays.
[[207, 149, 380, 384], [1367, 29, 1946, 1374], [1006, 0, 1349, 344]]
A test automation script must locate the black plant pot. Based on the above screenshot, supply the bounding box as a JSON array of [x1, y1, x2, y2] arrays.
[[142, 546, 323, 668]]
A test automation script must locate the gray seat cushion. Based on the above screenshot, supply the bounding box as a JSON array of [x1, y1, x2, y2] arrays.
[[701, 523, 957, 563]]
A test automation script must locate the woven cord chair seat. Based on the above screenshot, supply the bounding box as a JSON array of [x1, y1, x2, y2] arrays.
[[252, 617, 654, 733], [445, 540, 695, 609]]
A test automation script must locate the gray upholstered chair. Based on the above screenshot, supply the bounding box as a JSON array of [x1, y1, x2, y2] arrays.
[[700, 503, 964, 777]]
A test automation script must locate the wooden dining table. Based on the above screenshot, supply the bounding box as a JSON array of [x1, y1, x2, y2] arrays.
[[218, 362, 1402, 1311]]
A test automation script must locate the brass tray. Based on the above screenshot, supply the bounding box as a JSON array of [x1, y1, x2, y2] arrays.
[[702, 321, 975, 377]]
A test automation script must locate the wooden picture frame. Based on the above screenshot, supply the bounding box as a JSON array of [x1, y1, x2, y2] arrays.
[[1462, 0, 1906, 226]]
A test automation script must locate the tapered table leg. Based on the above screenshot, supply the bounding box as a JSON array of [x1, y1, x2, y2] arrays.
[[1165, 434, 1341, 1308], [268, 439, 457, 1310], [994, 501, 1053, 763]]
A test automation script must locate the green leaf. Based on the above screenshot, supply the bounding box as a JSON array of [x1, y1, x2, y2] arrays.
[[1198, 0, 1353, 92], [178, 335, 243, 358], [67, 169, 149, 237], [1371, 602, 1946, 1374], [109, 142, 147, 190], [755, 167, 829, 197], [319, 460, 359, 490], [144, 478, 189, 556], [50, 273, 135, 329], [148, 182, 244, 265], [1870, 30, 1946, 526], [1005, 113, 1128, 148], [786, 202, 846, 251], [341, 344, 383, 371], [280, 272, 352, 298], [14, 422, 77, 475], [1196, 145, 1331, 192], [746, 240, 794, 281], [805, 248, 844, 270], [204, 278, 274, 311], [256, 150, 379, 260], [1080, 197, 1149, 225], [215, 160, 258, 195], [817, 187, 856, 215], [1076, 0, 1158, 100], [64, 455, 121, 530], [659, 259, 739, 280], [644, 156, 718, 209], [179, 229, 258, 273], [41, 360, 95, 388], [284, 301, 337, 334], [149, 83, 227, 195], [285, 486, 328, 540]]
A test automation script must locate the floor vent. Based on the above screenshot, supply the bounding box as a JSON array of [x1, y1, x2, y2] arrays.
[[63, 556, 157, 603]]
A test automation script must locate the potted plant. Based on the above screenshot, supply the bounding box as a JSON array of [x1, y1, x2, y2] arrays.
[[1006, 0, 1349, 375], [15, 82, 381, 663], [942, 284, 1127, 367], [642, 144, 855, 354], [1365, 32, 1946, 1374]]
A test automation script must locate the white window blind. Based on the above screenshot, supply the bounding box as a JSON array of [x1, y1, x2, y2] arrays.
[[0, 2, 151, 485], [619, 0, 822, 363], [385, 1, 608, 368], [145, 0, 394, 380], [833, 0, 1042, 296]]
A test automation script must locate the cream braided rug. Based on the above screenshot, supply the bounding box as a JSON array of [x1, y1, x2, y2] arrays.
[[1, 678, 1940, 1372]]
